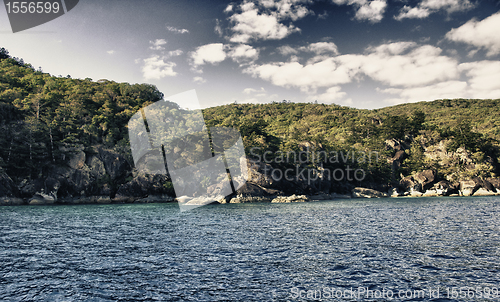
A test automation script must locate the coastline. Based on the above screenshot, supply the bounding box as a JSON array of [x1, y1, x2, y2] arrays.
[[2, 189, 500, 206]]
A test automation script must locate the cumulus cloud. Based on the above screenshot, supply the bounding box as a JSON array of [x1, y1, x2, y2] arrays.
[[166, 26, 189, 34], [331, 0, 387, 23], [149, 39, 167, 51], [446, 12, 500, 57], [245, 58, 356, 92], [227, 0, 312, 43], [395, 0, 474, 20], [190, 43, 227, 71], [193, 76, 207, 84], [359, 43, 460, 87], [142, 55, 177, 80], [167, 49, 183, 57], [228, 44, 259, 63], [107, 50, 115, 55], [459, 60, 500, 98], [301, 42, 339, 55], [247, 41, 459, 95], [278, 45, 299, 55], [379, 81, 468, 104], [306, 86, 348, 103], [241, 86, 277, 103]]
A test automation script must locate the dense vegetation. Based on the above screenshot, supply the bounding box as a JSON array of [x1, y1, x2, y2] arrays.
[[1, 47, 499, 190]]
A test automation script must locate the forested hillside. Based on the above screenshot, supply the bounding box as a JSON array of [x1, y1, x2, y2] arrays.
[[1, 47, 500, 203]]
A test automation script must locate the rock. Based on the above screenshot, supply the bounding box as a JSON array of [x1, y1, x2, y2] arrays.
[[271, 194, 309, 203], [116, 174, 172, 199], [423, 180, 458, 196], [399, 169, 437, 194], [0, 197, 25, 205], [473, 177, 497, 193], [389, 187, 401, 197], [385, 139, 406, 151], [98, 148, 131, 182], [409, 188, 423, 197], [0, 167, 19, 198], [236, 182, 282, 197], [352, 187, 387, 198], [473, 188, 499, 196], [86, 155, 106, 179], [229, 195, 273, 203], [460, 180, 478, 196], [244, 159, 298, 194], [413, 170, 437, 190], [486, 178, 500, 190], [59, 144, 86, 169]]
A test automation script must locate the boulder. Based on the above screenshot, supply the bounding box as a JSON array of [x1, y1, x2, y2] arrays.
[[460, 180, 478, 196], [352, 187, 387, 198], [271, 194, 309, 203], [473, 177, 497, 193], [413, 170, 437, 190], [399, 169, 437, 194], [486, 178, 500, 190], [473, 188, 498, 196]]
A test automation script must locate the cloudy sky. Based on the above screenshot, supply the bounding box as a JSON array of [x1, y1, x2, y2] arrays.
[[1, 0, 499, 109]]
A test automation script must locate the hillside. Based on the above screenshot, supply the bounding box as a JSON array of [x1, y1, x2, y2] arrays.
[[1, 47, 500, 204]]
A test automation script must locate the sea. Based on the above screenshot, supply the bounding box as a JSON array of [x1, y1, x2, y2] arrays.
[[1, 196, 499, 301]]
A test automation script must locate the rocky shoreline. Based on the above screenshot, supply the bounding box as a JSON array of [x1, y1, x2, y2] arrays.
[[2, 143, 500, 206], [2, 184, 499, 207]]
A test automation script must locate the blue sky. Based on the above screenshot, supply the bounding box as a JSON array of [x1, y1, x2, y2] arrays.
[[1, 0, 499, 109]]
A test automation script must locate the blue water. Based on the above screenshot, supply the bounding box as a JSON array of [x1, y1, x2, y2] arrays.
[[1, 197, 500, 301]]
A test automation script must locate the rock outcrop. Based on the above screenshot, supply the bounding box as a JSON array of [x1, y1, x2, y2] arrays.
[[271, 194, 309, 203], [352, 187, 388, 198]]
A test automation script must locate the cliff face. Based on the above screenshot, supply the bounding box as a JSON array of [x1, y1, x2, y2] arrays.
[[1, 144, 174, 205], [1, 137, 500, 206]]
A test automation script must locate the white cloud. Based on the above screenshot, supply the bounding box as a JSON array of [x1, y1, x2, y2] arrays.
[[167, 49, 183, 57], [354, 0, 386, 22], [228, 44, 259, 63], [395, 0, 474, 20], [107, 50, 115, 55], [166, 26, 189, 34], [278, 45, 299, 55], [359, 44, 460, 87], [301, 42, 339, 55], [248, 42, 460, 94], [459, 60, 500, 98], [446, 12, 500, 57], [142, 55, 177, 80], [246, 58, 356, 92], [149, 39, 167, 50], [243, 87, 266, 94], [379, 81, 468, 104], [190, 43, 227, 72], [306, 86, 347, 103], [227, 0, 312, 43], [193, 76, 207, 84], [331, 0, 387, 23], [394, 6, 430, 20]]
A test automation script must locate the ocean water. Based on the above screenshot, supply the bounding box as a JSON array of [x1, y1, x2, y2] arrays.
[[1, 197, 499, 301]]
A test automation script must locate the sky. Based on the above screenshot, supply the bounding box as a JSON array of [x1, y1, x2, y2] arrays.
[[1, 0, 500, 109]]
